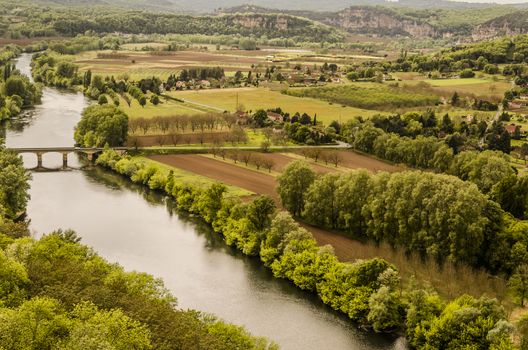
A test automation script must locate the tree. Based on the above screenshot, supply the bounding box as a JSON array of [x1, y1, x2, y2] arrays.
[[0, 148, 31, 219], [74, 105, 129, 147], [277, 161, 315, 217], [98, 95, 108, 105], [252, 110, 268, 128], [247, 196, 276, 230], [451, 92, 460, 106], [367, 286, 401, 332], [509, 264, 528, 306], [303, 173, 341, 228]]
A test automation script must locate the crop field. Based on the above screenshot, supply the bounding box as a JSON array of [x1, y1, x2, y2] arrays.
[[170, 87, 382, 125], [139, 157, 253, 197], [396, 75, 512, 100], [284, 83, 440, 110], [75, 49, 265, 79]]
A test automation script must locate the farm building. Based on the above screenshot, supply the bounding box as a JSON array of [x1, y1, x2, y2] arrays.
[[505, 123, 524, 137], [267, 111, 283, 123]]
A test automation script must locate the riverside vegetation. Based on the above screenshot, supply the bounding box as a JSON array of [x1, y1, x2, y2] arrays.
[[95, 147, 522, 349], [0, 145, 279, 350]]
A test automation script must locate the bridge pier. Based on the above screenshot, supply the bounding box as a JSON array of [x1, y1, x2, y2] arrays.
[[62, 153, 68, 169], [36, 153, 43, 169]]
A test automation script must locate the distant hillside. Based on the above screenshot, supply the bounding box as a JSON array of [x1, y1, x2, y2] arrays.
[[473, 11, 528, 41], [219, 4, 519, 39], [17, 0, 528, 13], [1, 4, 343, 43]]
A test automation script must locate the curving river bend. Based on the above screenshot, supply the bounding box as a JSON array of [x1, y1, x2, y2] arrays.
[[2, 53, 407, 350]]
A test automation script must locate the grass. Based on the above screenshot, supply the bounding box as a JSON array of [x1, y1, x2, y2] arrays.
[[284, 83, 440, 111], [117, 95, 205, 119], [425, 78, 492, 86], [169, 87, 384, 125], [139, 156, 254, 197]]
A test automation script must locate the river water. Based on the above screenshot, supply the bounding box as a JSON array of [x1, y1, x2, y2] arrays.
[[3, 53, 406, 350]]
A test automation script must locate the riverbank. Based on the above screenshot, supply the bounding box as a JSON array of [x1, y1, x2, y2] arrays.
[[94, 149, 516, 349]]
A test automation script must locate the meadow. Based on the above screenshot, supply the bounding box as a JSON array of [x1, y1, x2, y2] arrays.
[[170, 87, 383, 124]]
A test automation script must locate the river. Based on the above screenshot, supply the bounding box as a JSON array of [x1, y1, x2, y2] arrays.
[[3, 53, 406, 350]]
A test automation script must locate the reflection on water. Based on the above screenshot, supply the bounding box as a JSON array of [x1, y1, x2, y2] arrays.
[[6, 52, 408, 350]]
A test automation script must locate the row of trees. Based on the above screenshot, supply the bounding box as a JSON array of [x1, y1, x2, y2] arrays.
[[0, 147, 31, 222], [346, 122, 525, 216], [128, 113, 241, 135], [276, 161, 528, 275], [95, 150, 517, 348]]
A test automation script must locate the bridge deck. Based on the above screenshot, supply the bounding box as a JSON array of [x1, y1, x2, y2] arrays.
[[8, 147, 130, 153]]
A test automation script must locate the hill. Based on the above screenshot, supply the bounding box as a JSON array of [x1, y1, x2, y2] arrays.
[[16, 0, 528, 13], [219, 4, 519, 39], [473, 11, 528, 41]]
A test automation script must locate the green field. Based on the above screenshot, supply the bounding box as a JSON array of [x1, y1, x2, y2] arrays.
[[117, 95, 206, 118], [139, 157, 254, 197], [426, 78, 491, 86], [169, 87, 383, 125]]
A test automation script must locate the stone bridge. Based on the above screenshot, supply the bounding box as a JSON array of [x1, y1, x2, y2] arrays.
[[8, 147, 129, 169]]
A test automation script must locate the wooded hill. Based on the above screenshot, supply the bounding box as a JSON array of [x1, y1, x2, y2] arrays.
[[17, 0, 528, 12], [219, 5, 521, 39], [0, 3, 342, 43]]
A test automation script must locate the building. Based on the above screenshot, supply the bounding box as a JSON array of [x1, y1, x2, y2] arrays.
[[267, 111, 283, 123]]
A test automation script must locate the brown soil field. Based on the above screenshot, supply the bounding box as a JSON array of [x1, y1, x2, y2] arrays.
[[336, 150, 401, 172], [148, 154, 279, 200], [77, 50, 263, 66], [303, 223, 507, 300], [243, 152, 335, 174]]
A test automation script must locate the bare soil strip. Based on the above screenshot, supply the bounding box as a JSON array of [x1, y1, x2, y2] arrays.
[[148, 154, 279, 200]]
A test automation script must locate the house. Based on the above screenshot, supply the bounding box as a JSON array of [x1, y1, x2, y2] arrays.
[[235, 110, 249, 125], [199, 80, 211, 88], [505, 123, 523, 136], [267, 111, 283, 123], [510, 99, 528, 109]]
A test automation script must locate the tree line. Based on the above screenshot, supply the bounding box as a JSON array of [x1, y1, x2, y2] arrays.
[[95, 149, 518, 348], [345, 120, 527, 219]]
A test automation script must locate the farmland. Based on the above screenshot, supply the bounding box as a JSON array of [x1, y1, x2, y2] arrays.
[[170, 87, 382, 124]]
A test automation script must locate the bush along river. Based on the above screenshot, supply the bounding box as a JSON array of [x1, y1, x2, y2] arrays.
[[1, 53, 406, 350]]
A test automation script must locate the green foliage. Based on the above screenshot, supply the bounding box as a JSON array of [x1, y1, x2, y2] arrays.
[[412, 295, 512, 349], [74, 105, 129, 147], [284, 84, 439, 110], [6, 4, 342, 44], [0, 147, 31, 220], [0, 229, 277, 350], [276, 160, 315, 217]]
